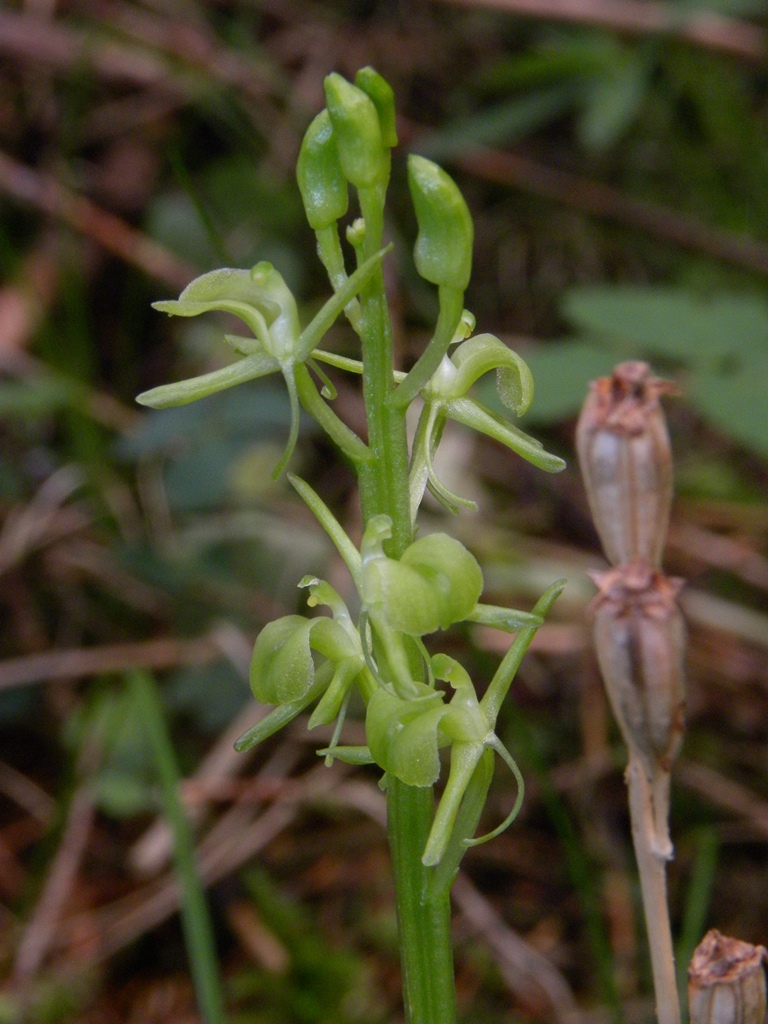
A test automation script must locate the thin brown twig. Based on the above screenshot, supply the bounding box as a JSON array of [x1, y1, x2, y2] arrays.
[[13, 782, 96, 983], [0, 634, 222, 691], [0, 150, 196, 289], [0, 11, 189, 92], [85, 0, 281, 106], [677, 759, 768, 842], [454, 147, 768, 279], [436, 0, 766, 62]]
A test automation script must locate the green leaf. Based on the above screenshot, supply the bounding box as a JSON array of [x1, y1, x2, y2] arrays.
[[415, 86, 576, 162], [692, 356, 768, 459], [578, 51, 650, 152], [563, 288, 768, 368]]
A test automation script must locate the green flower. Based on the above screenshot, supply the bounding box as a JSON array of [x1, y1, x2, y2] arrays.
[[237, 577, 371, 755], [137, 248, 389, 476], [410, 332, 565, 516]]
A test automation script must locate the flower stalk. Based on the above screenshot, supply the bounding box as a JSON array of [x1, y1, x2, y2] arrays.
[[578, 361, 684, 1024], [688, 930, 767, 1024], [141, 68, 566, 1023]]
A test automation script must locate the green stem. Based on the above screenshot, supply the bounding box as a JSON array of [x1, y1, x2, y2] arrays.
[[387, 777, 457, 1024], [355, 180, 457, 1023], [390, 285, 464, 409], [356, 184, 411, 555]]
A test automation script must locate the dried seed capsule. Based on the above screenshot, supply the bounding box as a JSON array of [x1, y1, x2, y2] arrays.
[[576, 361, 676, 568], [592, 563, 686, 772], [689, 930, 767, 1024]]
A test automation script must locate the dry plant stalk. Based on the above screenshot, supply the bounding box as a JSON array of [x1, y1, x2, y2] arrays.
[[577, 362, 684, 1024], [688, 930, 767, 1024]]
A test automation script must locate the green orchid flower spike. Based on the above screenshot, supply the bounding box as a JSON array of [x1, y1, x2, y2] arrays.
[[141, 66, 568, 1024], [410, 332, 566, 518], [137, 246, 389, 476]]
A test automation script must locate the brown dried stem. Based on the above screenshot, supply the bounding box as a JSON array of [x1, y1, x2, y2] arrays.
[[626, 756, 681, 1024], [437, 0, 766, 63]]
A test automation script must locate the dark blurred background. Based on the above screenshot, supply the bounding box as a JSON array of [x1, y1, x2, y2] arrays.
[[2, 1, 768, 1021]]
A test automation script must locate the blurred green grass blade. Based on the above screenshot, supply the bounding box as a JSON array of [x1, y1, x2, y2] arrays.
[[675, 826, 719, 1009], [507, 709, 623, 1022], [128, 671, 226, 1024], [168, 142, 231, 266], [415, 86, 575, 162]]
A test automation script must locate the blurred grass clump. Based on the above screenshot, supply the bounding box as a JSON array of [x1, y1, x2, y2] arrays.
[[2, 1, 768, 1021]]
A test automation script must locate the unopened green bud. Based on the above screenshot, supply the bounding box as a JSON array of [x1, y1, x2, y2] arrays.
[[324, 73, 387, 188], [408, 154, 473, 291], [355, 66, 397, 147], [297, 109, 349, 230]]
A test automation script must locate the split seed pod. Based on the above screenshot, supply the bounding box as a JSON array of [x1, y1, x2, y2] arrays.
[[689, 930, 767, 1024], [577, 361, 676, 568], [592, 562, 686, 772]]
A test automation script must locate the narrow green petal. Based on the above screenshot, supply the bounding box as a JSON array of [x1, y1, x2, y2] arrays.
[[464, 603, 543, 633], [271, 367, 301, 479], [464, 735, 525, 847], [422, 741, 484, 867], [446, 397, 566, 473], [481, 578, 566, 723], [136, 352, 279, 408], [295, 245, 391, 362]]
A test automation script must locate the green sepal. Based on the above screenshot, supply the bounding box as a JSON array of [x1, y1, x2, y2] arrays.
[[446, 396, 566, 473], [153, 267, 281, 325], [249, 613, 354, 706], [297, 109, 349, 230], [432, 654, 488, 745], [361, 517, 484, 636], [366, 685, 449, 787], [234, 667, 331, 753], [250, 261, 302, 363], [464, 603, 543, 633], [249, 615, 315, 705], [136, 351, 279, 408], [308, 658, 364, 729], [427, 747, 494, 896], [324, 73, 388, 188], [450, 333, 534, 416], [355, 66, 398, 147], [408, 154, 473, 291], [315, 745, 374, 766]]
